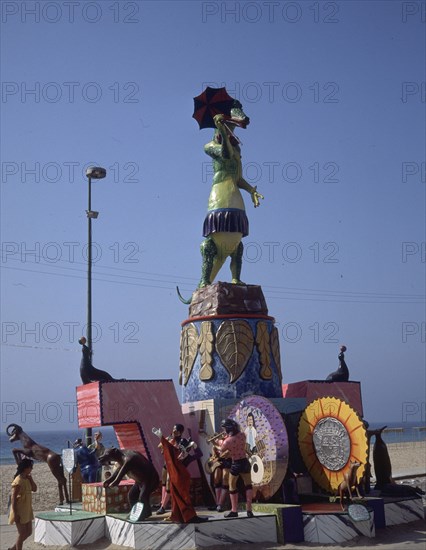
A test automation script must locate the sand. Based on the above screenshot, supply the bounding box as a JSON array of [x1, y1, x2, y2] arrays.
[[0, 441, 424, 549]]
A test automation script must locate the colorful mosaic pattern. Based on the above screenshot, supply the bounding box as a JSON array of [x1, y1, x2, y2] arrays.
[[82, 480, 132, 514]]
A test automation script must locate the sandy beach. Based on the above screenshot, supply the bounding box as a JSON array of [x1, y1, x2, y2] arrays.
[[1, 441, 424, 549]]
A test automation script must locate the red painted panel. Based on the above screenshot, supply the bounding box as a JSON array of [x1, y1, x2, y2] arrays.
[[76, 382, 102, 427], [114, 423, 147, 456], [282, 380, 363, 417]]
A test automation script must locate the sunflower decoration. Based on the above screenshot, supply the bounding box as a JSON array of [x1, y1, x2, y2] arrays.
[[298, 397, 368, 493]]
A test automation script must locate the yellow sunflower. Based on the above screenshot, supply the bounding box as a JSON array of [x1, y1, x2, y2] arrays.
[[298, 397, 368, 492]]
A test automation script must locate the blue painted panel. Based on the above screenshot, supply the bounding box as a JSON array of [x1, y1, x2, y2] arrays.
[[182, 317, 283, 403]]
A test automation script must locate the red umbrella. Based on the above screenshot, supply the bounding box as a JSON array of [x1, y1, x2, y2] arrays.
[[193, 86, 234, 129]]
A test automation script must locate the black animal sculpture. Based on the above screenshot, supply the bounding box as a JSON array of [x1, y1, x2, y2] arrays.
[[326, 345, 349, 382], [79, 337, 115, 384], [363, 421, 374, 494], [98, 447, 160, 520], [371, 426, 392, 488], [7, 423, 70, 505], [370, 426, 425, 497]]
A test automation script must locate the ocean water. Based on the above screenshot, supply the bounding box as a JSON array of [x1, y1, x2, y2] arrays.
[[0, 422, 424, 466], [0, 427, 119, 465]]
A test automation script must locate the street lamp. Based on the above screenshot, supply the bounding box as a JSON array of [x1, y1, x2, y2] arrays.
[[85, 166, 106, 446]]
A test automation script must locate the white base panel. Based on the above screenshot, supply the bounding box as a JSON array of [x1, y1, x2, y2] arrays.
[[106, 514, 278, 549], [384, 497, 424, 526], [303, 510, 375, 544], [34, 515, 105, 546]]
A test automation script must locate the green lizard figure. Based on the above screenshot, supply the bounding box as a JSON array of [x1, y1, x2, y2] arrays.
[[178, 100, 263, 303]]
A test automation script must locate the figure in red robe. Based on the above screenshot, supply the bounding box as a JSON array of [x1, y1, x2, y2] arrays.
[[153, 428, 208, 523]]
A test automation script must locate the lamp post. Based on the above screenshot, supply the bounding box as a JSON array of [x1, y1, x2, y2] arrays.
[[85, 166, 106, 446]]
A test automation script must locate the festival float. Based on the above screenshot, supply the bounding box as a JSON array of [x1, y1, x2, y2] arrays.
[[28, 87, 424, 549]]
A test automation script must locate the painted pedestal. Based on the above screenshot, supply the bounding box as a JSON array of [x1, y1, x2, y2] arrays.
[[35, 511, 278, 549], [35, 512, 105, 547], [302, 506, 375, 543], [82, 480, 132, 514], [180, 283, 283, 403]]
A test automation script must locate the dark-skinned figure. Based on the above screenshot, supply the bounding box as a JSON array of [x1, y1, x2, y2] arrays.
[[98, 447, 160, 520], [152, 427, 207, 523], [7, 424, 69, 505]]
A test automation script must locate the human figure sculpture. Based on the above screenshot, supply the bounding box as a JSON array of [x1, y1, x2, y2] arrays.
[[326, 345, 349, 382], [205, 430, 231, 512], [178, 100, 263, 303], [156, 423, 194, 515], [6, 424, 69, 505], [217, 418, 254, 518], [79, 337, 115, 384], [98, 447, 160, 520], [73, 439, 99, 483], [88, 431, 105, 481], [152, 428, 207, 523]]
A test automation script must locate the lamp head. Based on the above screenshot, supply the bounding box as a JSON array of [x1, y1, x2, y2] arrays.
[[86, 166, 106, 179]]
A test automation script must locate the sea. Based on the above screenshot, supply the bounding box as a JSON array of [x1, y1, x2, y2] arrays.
[[0, 421, 424, 466], [0, 426, 119, 466]]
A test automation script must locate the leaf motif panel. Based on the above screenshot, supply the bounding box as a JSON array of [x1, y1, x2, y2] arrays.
[[270, 326, 282, 382], [216, 320, 254, 383], [198, 321, 215, 381], [256, 321, 272, 380], [179, 323, 199, 386]]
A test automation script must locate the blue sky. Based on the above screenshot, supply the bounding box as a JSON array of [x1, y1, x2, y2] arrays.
[[1, 0, 425, 431]]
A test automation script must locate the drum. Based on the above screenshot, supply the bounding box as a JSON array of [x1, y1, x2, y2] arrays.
[[249, 455, 265, 484]]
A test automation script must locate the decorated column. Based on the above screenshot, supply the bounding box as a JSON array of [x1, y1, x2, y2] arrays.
[[179, 282, 283, 402]]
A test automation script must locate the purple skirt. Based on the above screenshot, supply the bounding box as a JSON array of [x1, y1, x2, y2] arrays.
[[203, 208, 249, 237]]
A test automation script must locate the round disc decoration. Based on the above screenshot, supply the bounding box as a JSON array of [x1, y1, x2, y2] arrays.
[[298, 397, 368, 492], [229, 395, 288, 500]]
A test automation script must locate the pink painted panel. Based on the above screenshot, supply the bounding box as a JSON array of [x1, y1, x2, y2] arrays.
[[76, 382, 102, 427], [114, 423, 147, 456]]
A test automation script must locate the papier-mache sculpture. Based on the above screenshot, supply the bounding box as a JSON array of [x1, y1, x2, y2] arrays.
[[178, 87, 263, 303], [6, 423, 70, 505], [78, 336, 116, 384], [98, 447, 160, 520], [326, 345, 349, 382]]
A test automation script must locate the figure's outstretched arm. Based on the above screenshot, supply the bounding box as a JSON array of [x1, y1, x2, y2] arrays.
[[238, 178, 264, 207]]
